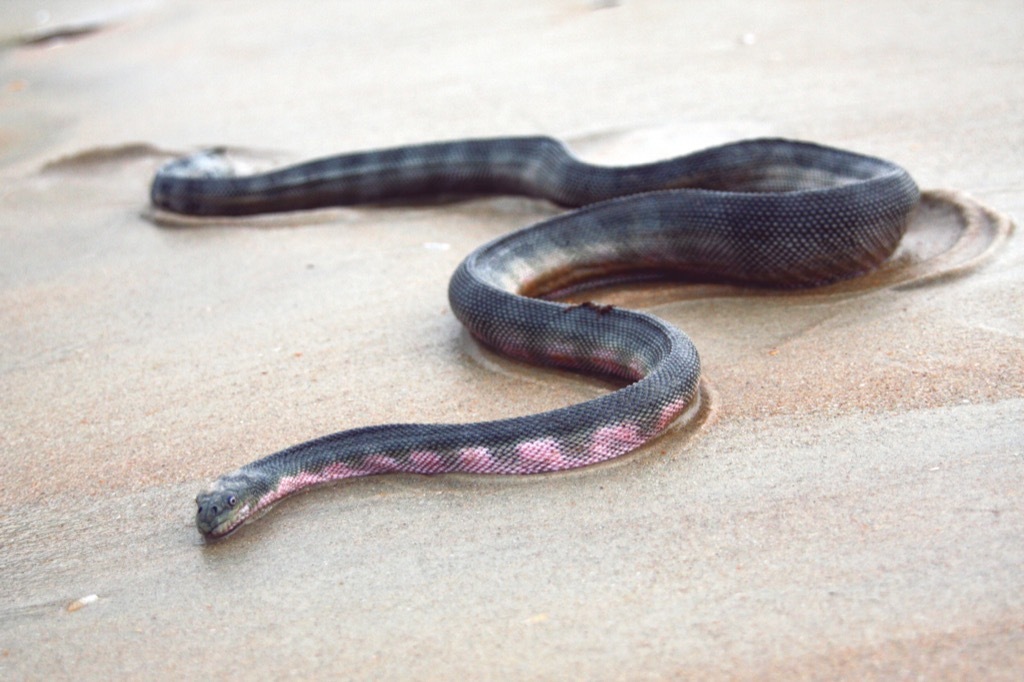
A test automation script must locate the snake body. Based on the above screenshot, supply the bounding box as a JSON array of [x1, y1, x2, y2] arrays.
[[150, 137, 919, 538]]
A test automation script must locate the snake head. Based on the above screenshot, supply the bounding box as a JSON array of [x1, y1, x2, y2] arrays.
[[195, 473, 258, 539]]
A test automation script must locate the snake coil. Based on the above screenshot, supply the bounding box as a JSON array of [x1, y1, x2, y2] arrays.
[[150, 136, 919, 538]]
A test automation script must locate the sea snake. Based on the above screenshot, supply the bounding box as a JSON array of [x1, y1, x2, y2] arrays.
[[150, 136, 919, 538]]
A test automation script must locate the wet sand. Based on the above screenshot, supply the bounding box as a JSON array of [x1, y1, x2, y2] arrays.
[[2, 1, 1022, 678]]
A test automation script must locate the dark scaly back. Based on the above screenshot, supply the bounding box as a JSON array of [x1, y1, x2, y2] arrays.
[[152, 137, 916, 285], [154, 137, 919, 537]]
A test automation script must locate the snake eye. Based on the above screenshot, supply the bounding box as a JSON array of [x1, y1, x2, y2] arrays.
[[228, 495, 237, 507]]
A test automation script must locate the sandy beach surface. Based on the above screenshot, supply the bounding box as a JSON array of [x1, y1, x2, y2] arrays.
[[2, 1, 1022, 678]]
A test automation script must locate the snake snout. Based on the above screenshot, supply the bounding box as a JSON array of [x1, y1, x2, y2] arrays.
[[195, 487, 243, 537]]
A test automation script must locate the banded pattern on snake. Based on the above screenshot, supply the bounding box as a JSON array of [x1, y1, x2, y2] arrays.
[[150, 136, 919, 538]]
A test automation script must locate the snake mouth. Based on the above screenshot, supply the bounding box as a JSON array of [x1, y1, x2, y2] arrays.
[[199, 516, 245, 540]]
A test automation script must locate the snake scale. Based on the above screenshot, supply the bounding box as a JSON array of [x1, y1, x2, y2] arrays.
[[150, 136, 919, 538]]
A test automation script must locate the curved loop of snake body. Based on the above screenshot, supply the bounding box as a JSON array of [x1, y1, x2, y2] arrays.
[[150, 136, 919, 538]]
